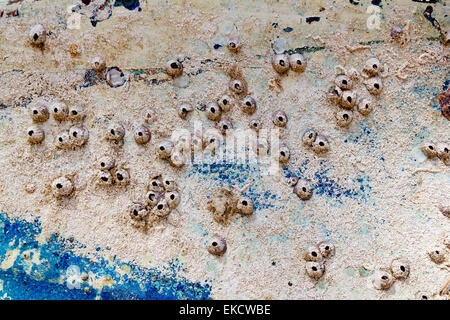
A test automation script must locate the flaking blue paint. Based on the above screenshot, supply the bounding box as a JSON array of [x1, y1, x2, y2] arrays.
[[188, 163, 281, 210], [0, 212, 211, 300], [87, 1, 140, 27], [371, 0, 382, 8], [343, 119, 379, 149], [114, 0, 141, 11], [412, 83, 442, 112], [313, 169, 371, 203], [75, 69, 99, 90], [443, 79, 449, 91], [188, 158, 372, 212], [290, 211, 338, 240], [283, 163, 372, 204]]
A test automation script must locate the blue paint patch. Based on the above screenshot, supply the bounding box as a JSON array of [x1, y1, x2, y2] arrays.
[[343, 119, 379, 149], [188, 163, 257, 187], [313, 169, 372, 203], [188, 163, 281, 210], [283, 162, 372, 204], [414, 126, 427, 141], [305, 17, 320, 24], [242, 189, 280, 210], [290, 211, 336, 239], [267, 229, 293, 243], [213, 44, 222, 50], [90, 10, 113, 27], [371, 0, 382, 7], [283, 27, 293, 32], [0, 212, 211, 300], [114, 0, 141, 11], [412, 84, 441, 111], [422, 5, 441, 33], [75, 69, 100, 90], [283, 159, 310, 177], [84, 1, 140, 27]]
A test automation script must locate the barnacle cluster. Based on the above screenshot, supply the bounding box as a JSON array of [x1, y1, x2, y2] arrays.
[[327, 58, 383, 128], [421, 142, 450, 166], [27, 100, 89, 149], [372, 258, 410, 290], [95, 156, 129, 186], [17, 8, 448, 301], [272, 53, 307, 74], [286, 177, 314, 201], [302, 128, 329, 154], [128, 174, 180, 229], [206, 186, 254, 224], [303, 241, 335, 280]]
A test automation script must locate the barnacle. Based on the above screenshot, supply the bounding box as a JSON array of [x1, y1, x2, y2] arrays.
[[390, 258, 410, 280], [236, 196, 254, 215], [294, 179, 313, 200], [27, 126, 45, 144], [207, 235, 227, 256], [51, 176, 73, 197], [29, 24, 46, 45], [30, 102, 49, 122], [165, 59, 183, 77], [134, 125, 151, 145], [288, 53, 306, 73], [302, 129, 317, 146], [272, 110, 288, 127], [304, 245, 323, 262], [305, 261, 325, 280], [272, 54, 290, 74]]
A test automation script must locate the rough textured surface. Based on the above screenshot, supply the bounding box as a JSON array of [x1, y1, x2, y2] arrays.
[[0, 0, 449, 299]]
